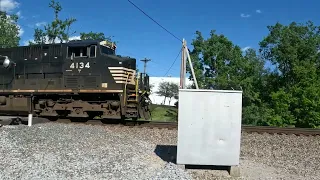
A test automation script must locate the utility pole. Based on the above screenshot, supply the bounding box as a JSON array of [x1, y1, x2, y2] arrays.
[[180, 38, 199, 89], [140, 58, 151, 75], [180, 39, 186, 89]]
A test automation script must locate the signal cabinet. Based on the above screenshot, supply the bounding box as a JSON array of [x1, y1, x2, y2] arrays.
[[176, 89, 243, 166]]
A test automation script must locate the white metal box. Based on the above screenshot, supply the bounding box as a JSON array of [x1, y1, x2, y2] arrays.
[[176, 89, 243, 166]]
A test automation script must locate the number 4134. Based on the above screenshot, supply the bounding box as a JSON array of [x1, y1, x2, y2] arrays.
[[70, 62, 90, 69]]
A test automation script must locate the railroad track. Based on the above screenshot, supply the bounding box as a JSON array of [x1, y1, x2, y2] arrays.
[[1, 116, 320, 136], [50, 119, 320, 136]]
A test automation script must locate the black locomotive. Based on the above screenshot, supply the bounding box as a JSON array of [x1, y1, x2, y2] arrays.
[[0, 40, 152, 121]]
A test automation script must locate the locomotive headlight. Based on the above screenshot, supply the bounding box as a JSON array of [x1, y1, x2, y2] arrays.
[[0, 56, 14, 68], [3, 57, 10, 68]]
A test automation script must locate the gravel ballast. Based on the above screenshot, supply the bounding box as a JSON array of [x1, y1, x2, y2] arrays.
[[104, 125, 320, 180], [0, 123, 191, 180], [1, 123, 320, 180]]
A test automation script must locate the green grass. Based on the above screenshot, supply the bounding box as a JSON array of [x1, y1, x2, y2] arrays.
[[150, 104, 178, 122]]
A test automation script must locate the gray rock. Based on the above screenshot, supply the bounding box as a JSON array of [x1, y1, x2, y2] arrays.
[[0, 123, 191, 180]]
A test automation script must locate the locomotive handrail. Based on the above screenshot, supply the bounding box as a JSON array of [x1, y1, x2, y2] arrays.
[[135, 73, 139, 102], [123, 72, 132, 106]]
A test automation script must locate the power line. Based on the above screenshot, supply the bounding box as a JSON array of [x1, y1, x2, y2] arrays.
[[164, 48, 182, 77], [127, 0, 182, 43]]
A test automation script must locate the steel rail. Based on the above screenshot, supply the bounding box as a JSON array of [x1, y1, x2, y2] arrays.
[[1, 117, 320, 136], [58, 120, 320, 136], [145, 122, 320, 136]]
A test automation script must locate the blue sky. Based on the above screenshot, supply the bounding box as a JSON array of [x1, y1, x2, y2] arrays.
[[2, 0, 320, 77]]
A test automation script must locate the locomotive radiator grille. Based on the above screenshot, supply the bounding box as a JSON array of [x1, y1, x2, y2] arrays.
[[83, 76, 98, 88], [64, 76, 79, 89]]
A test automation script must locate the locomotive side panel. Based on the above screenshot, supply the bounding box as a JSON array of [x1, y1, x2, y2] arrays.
[[0, 45, 65, 91]]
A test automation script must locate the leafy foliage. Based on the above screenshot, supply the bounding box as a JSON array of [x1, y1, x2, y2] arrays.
[[0, 11, 20, 48], [29, 0, 77, 45], [189, 30, 267, 125], [156, 81, 179, 105], [80, 31, 112, 42], [188, 21, 320, 128], [259, 21, 320, 128], [29, 0, 113, 45], [45, 0, 77, 43]]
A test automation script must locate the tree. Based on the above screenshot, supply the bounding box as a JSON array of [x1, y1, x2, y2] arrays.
[[149, 83, 154, 93], [168, 82, 179, 104], [30, 0, 77, 44], [45, 0, 77, 43], [30, 1, 116, 45], [188, 30, 268, 125], [156, 81, 179, 105], [80, 31, 113, 41], [0, 11, 20, 48], [259, 21, 320, 128]]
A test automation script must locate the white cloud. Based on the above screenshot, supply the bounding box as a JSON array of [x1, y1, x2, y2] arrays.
[[68, 36, 81, 41], [241, 46, 251, 52], [18, 25, 24, 36], [256, 9, 262, 13], [0, 0, 19, 12], [35, 22, 47, 27], [24, 35, 81, 46], [240, 13, 251, 18], [16, 10, 25, 19]]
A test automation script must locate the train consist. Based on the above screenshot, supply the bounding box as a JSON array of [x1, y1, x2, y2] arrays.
[[0, 40, 152, 121]]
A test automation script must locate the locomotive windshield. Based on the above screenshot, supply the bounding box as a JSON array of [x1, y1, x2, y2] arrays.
[[66, 40, 116, 58], [99, 40, 116, 55], [100, 45, 115, 55]]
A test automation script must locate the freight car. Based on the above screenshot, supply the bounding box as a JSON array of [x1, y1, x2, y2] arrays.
[[0, 40, 152, 122]]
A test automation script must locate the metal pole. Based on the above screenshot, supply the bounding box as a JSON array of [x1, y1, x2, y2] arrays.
[[140, 58, 151, 75], [184, 42, 199, 89], [182, 39, 186, 89], [180, 39, 186, 89]]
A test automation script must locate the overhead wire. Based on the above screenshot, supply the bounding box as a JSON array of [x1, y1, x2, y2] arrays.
[[163, 48, 182, 77], [127, 0, 182, 43], [126, 0, 184, 77]]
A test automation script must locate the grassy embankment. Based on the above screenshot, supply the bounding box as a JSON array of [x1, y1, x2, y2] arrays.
[[150, 104, 178, 122]]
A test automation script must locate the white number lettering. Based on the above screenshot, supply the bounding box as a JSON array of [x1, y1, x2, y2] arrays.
[[69, 62, 90, 69], [79, 62, 84, 68], [85, 62, 90, 68]]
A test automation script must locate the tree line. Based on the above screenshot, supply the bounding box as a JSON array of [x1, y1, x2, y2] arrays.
[[0, 0, 112, 48], [186, 21, 320, 128]]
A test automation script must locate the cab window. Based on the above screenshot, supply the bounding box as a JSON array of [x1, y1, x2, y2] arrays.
[[67, 45, 97, 58], [100, 45, 115, 55], [89, 45, 96, 58], [67, 46, 87, 58]]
